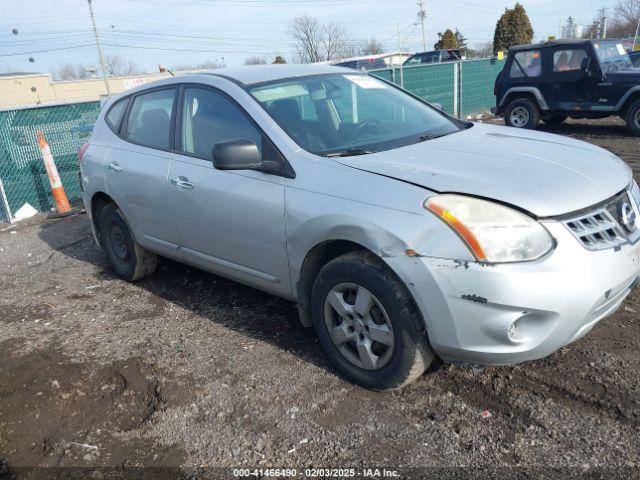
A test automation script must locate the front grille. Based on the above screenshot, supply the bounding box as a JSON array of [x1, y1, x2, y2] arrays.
[[563, 191, 632, 251], [605, 191, 629, 226]]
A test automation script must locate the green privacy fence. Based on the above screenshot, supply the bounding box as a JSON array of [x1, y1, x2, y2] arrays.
[[0, 101, 100, 222], [0, 58, 505, 222], [459, 58, 507, 117], [371, 57, 505, 118]]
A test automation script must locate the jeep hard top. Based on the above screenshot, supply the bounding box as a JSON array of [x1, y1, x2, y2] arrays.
[[493, 39, 640, 135]]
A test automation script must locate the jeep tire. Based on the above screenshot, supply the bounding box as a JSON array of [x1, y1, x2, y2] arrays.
[[504, 98, 541, 130]]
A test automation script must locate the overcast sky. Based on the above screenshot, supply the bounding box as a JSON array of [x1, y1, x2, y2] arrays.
[[0, 0, 618, 75]]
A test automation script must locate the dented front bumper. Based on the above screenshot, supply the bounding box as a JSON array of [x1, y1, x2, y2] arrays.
[[386, 222, 640, 366]]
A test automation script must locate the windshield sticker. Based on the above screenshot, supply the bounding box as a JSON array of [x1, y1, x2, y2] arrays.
[[344, 75, 386, 89], [617, 44, 627, 55]]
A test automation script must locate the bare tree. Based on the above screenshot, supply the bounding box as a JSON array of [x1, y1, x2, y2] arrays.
[[56, 63, 79, 80], [361, 38, 384, 55], [289, 15, 324, 63], [473, 41, 494, 59], [321, 22, 351, 61], [244, 56, 267, 65], [55, 63, 92, 80], [586, 0, 640, 38], [289, 15, 360, 62], [173, 59, 224, 71], [104, 54, 140, 76], [615, 0, 640, 25]]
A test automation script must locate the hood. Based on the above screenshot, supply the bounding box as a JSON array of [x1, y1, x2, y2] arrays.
[[333, 123, 632, 217]]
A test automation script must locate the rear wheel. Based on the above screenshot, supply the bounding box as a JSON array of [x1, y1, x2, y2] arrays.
[[311, 250, 435, 390], [504, 98, 541, 130], [543, 114, 567, 125], [98, 203, 157, 281], [625, 99, 640, 136]]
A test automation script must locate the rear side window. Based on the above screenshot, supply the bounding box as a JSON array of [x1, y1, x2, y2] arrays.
[[125, 88, 176, 150], [105, 98, 128, 132], [510, 50, 542, 78], [553, 49, 588, 72]]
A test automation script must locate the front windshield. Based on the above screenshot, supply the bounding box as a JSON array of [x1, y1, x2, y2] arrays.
[[593, 41, 633, 73], [248, 74, 462, 156]]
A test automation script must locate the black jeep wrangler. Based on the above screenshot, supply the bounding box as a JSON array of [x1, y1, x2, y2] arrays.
[[493, 39, 640, 135]]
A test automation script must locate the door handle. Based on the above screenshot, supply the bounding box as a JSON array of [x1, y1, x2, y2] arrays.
[[170, 176, 194, 189], [108, 162, 123, 172]]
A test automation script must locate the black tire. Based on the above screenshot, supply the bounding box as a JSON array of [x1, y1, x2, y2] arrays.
[[310, 250, 435, 390], [504, 98, 541, 129], [98, 203, 157, 281], [625, 99, 640, 136], [543, 115, 568, 125]]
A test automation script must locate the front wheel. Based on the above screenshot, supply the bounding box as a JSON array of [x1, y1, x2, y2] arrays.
[[625, 99, 640, 136], [311, 251, 435, 390], [504, 98, 541, 130]]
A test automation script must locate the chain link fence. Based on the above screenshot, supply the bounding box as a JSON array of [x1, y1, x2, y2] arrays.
[[0, 58, 505, 223], [0, 101, 100, 222]]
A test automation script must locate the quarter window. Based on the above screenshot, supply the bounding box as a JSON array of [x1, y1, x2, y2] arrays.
[[510, 50, 542, 78], [125, 88, 176, 150], [180, 87, 262, 158], [105, 97, 128, 132], [553, 49, 588, 72]]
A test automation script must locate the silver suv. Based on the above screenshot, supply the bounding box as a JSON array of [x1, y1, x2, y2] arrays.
[[80, 64, 640, 390]]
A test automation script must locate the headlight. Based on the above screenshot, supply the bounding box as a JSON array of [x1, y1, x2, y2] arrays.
[[424, 194, 554, 263]]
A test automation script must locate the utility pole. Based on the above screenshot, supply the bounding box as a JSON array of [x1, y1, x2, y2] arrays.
[[566, 16, 575, 39], [417, 0, 426, 52], [87, 0, 110, 95], [596, 8, 608, 39]]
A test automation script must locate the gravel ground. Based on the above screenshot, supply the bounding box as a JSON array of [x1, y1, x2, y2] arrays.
[[1, 117, 639, 480]]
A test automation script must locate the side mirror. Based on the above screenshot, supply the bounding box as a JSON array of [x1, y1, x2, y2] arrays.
[[213, 139, 286, 176], [213, 139, 262, 171]]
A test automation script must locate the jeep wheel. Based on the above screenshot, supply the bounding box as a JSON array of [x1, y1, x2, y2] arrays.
[[543, 115, 567, 125], [505, 98, 541, 129], [98, 203, 157, 281], [625, 99, 640, 136], [311, 250, 435, 390]]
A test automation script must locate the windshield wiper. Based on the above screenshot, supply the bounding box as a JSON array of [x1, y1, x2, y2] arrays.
[[325, 148, 374, 158], [409, 131, 452, 145]]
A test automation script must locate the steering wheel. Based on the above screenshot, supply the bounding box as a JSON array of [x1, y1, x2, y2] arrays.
[[351, 118, 381, 141]]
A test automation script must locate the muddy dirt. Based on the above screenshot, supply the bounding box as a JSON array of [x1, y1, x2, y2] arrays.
[[1, 117, 640, 479]]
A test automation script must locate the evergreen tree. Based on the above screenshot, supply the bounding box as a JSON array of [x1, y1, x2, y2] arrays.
[[434, 29, 458, 49], [272, 56, 287, 64], [454, 29, 468, 49], [493, 3, 534, 55]]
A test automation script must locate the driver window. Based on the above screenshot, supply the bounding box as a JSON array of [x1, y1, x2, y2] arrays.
[[180, 87, 262, 159], [553, 49, 587, 72]]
